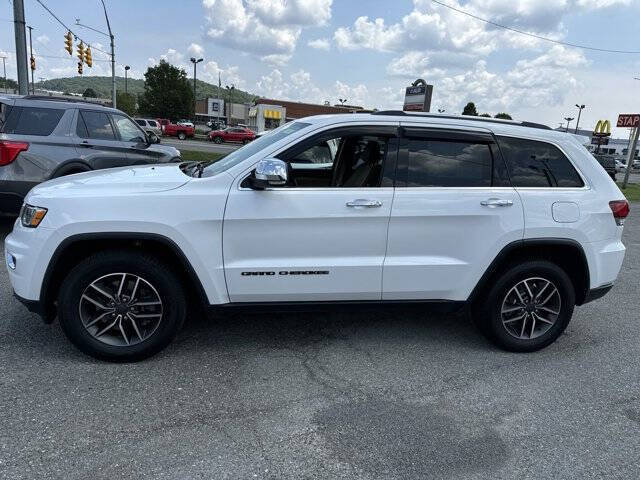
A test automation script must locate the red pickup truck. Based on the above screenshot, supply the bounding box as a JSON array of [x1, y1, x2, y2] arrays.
[[157, 119, 195, 140]]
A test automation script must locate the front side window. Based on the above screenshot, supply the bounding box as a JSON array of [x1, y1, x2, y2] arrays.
[[113, 114, 145, 142], [405, 139, 492, 187], [498, 136, 584, 187], [2, 106, 64, 136], [79, 111, 115, 140], [277, 130, 392, 188]]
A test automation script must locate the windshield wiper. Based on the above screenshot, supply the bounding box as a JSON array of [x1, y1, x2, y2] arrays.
[[188, 161, 212, 178]]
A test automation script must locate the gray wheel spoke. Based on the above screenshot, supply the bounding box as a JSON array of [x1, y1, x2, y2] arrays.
[[520, 315, 528, 337], [81, 294, 110, 311], [502, 305, 524, 314], [514, 287, 526, 304], [538, 306, 559, 315], [95, 315, 120, 337], [539, 288, 557, 306], [534, 281, 550, 300], [523, 280, 534, 299], [127, 313, 143, 341], [84, 310, 114, 328], [89, 283, 115, 301], [529, 314, 536, 339], [503, 313, 526, 324], [79, 272, 163, 347], [533, 312, 554, 325]]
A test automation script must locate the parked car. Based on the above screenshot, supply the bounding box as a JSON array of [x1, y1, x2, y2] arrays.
[[0, 95, 180, 214], [615, 159, 627, 173], [208, 126, 255, 144], [206, 120, 227, 131], [593, 154, 617, 181], [157, 119, 195, 140], [6, 111, 628, 361], [134, 118, 162, 142]]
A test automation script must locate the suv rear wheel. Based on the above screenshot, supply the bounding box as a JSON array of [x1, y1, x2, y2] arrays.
[[58, 250, 186, 362], [475, 260, 575, 352]]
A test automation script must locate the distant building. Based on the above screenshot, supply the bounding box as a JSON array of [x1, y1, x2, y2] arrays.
[[254, 98, 371, 121], [554, 126, 638, 158]]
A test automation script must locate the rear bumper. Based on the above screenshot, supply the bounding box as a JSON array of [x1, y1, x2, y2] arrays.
[[0, 180, 38, 215]]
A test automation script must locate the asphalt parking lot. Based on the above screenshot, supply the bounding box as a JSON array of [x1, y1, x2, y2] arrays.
[[1, 210, 639, 480]]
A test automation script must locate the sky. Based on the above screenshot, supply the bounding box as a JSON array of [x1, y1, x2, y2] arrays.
[[1, 0, 640, 137]]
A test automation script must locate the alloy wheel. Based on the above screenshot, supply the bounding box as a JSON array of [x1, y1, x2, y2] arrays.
[[500, 277, 561, 340], [78, 273, 163, 347]]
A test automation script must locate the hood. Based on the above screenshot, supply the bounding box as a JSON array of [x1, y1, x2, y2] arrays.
[[27, 164, 191, 201]]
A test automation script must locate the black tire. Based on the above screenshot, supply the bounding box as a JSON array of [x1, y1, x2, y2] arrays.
[[58, 250, 186, 362], [474, 260, 575, 352], [177, 132, 186, 140], [242, 139, 248, 145], [213, 136, 222, 144]]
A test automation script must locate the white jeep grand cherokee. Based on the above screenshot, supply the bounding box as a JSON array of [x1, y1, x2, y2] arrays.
[[5, 111, 628, 361]]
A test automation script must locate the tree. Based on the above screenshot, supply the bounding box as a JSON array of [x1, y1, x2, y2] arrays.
[[116, 92, 137, 116], [494, 112, 512, 120], [462, 102, 478, 116], [138, 60, 194, 119], [479, 113, 491, 117], [0, 78, 18, 92], [82, 88, 97, 98]]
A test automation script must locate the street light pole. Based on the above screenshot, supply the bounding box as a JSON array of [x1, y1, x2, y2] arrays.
[[124, 65, 130, 94], [225, 84, 235, 125], [574, 104, 585, 134], [564, 117, 575, 133], [1, 56, 6, 93], [190, 57, 203, 121], [27, 25, 35, 94]]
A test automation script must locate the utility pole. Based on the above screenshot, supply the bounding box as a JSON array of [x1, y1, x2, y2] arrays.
[[27, 25, 35, 94], [225, 84, 234, 125], [190, 57, 203, 121], [574, 104, 585, 134], [564, 117, 574, 133], [124, 65, 130, 94], [1, 56, 6, 93], [13, 0, 29, 95]]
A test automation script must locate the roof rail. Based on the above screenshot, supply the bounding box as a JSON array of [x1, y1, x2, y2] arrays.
[[371, 110, 551, 130], [22, 95, 112, 107]]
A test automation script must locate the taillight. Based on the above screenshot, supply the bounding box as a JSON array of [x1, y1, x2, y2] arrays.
[[0, 141, 29, 166], [609, 200, 630, 226]]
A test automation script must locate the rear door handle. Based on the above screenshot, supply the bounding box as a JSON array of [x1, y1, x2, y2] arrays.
[[480, 198, 513, 207], [346, 199, 383, 208], [78, 141, 93, 148]]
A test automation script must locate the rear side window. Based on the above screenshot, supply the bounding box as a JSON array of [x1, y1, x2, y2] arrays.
[[0, 102, 12, 132], [148, 120, 158, 127], [78, 111, 115, 140], [135, 119, 146, 126], [406, 139, 492, 187], [1, 106, 64, 136], [497, 136, 584, 187]]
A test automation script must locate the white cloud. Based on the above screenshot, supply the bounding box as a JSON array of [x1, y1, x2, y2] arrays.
[[36, 34, 49, 45], [261, 54, 292, 67], [203, 0, 332, 65], [308, 38, 330, 50], [187, 43, 205, 58]]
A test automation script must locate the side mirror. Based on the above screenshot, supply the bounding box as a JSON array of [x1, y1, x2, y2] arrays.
[[249, 158, 288, 189], [147, 132, 159, 144]]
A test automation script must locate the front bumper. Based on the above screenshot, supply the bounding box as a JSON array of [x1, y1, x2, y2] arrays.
[[582, 284, 614, 305], [13, 291, 48, 319]]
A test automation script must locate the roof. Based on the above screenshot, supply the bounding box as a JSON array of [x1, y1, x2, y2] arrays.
[[12, 95, 117, 111]]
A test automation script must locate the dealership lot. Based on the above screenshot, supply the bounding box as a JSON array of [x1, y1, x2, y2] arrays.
[[0, 210, 639, 479]]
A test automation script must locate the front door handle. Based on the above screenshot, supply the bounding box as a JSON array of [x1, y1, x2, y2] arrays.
[[78, 141, 93, 148], [346, 199, 383, 208], [480, 198, 513, 207]]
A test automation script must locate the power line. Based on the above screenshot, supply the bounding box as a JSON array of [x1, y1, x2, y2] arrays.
[[34, 0, 111, 57], [429, 0, 640, 54]]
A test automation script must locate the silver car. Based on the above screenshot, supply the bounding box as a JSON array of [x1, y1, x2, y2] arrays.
[[134, 118, 162, 142], [0, 96, 181, 214]]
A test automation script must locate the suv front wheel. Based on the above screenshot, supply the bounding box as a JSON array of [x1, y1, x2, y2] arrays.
[[476, 260, 575, 352], [58, 250, 186, 362]]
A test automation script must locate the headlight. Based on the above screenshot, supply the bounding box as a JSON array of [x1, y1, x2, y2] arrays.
[[20, 204, 47, 228]]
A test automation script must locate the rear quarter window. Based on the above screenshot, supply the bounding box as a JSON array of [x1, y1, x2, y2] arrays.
[[1, 106, 64, 136], [497, 136, 584, 188]]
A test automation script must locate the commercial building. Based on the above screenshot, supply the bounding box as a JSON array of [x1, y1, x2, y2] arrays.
[[254, 98, 369, 121]]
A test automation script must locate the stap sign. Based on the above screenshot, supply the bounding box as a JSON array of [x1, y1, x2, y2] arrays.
[[617, 114, 640, 128]]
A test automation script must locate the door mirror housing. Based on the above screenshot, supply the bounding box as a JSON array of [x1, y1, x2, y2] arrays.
[[147, 132, 159, 144], [249, 158, 288, 189]]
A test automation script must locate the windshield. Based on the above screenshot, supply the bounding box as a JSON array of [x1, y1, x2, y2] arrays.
[[201, 121, 311, 177]]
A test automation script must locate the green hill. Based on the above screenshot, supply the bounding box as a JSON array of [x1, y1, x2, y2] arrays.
[[36, 76, 257, 103]]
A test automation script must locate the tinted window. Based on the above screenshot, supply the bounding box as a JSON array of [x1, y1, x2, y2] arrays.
[[80, 111, 115, 140], [135, 119, 146, 126], [148, 120, 158, 127], [406, 139, 491, 187], [498, 136, 584, 187], [2, 106, 64, 136], [0, 102, 11, 132]]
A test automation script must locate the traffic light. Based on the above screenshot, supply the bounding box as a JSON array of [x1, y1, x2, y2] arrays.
[[30, 56, 36, 71], [64, 32, 73, 55], [84, 46, 92, 68], [77, 61, 83, 75], [77, 42, 85, 63]]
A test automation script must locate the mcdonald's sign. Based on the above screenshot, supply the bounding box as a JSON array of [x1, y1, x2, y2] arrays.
[[593, 119, 611, 137]]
